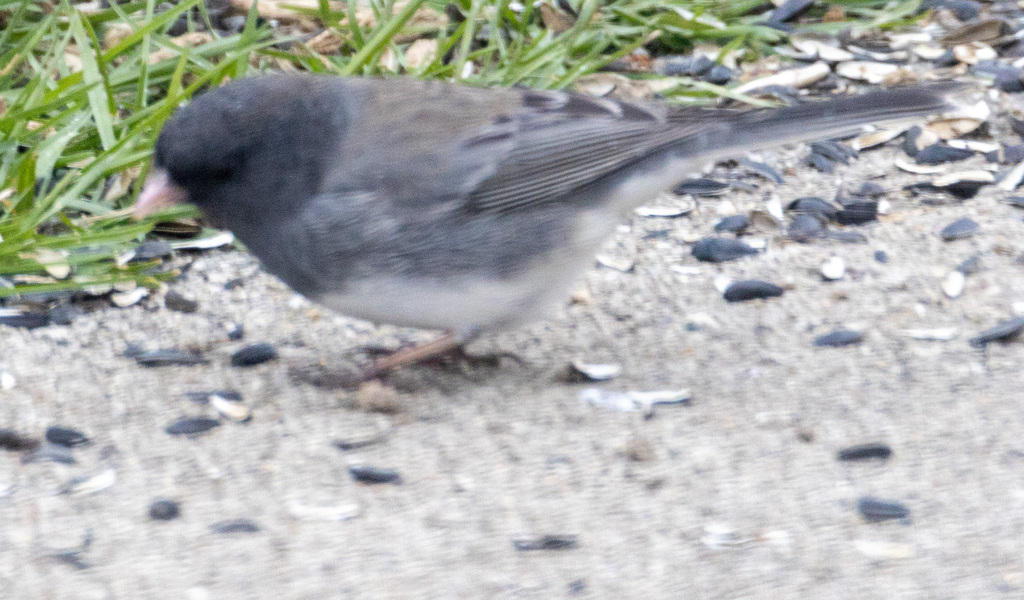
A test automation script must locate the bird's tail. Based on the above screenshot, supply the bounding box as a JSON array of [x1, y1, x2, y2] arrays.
[[668, 80, 975, 161]]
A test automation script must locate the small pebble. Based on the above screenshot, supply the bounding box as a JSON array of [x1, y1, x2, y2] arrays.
[[165, 417, 220, 436], [940, 217, 979, 241], [512, 535, 579, 551], [348, 464, 402, 484], [942, 271, 966, 298], [968, 316, 1024, 347], [837, 443, 892, 461], [957, 255, 981, 275], [704, 65, 732, 85], [210, 519, 261, 534], [356, 381, 403, 414], [813, 329, 863, 347], [853, 539, 914, 560], [723, 280, 784, 302], [691, 237, 758, 263], [230, 343, 278, 367], [873, 250, 888, 263], [149, 499, 181, 521], [820, 256, 845, 280], [45, 426, 90, 448], [857, 497, 911, 522], [224, 322, 245, 340], [164, 290, 200, 313]]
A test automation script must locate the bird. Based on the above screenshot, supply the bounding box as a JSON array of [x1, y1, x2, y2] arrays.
[[134, 74, 964, 375]]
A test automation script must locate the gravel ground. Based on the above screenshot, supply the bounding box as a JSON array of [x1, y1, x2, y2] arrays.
[[2, 140, 1024, 599]]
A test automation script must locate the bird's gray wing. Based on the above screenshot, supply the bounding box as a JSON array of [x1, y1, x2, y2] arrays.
[[328, 79, 958, 215], [326, 80, 709, 214]]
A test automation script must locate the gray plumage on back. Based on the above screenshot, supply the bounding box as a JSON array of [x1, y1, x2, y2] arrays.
[[142, 75, 965, 335]]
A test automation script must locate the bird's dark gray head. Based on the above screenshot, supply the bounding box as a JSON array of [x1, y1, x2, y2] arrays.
[[143, 75, 346, 228]]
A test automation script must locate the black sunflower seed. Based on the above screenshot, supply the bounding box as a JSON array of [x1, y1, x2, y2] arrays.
[[857, 497, 910, 522], [45, 426, 90, 448], [691, 238, 758, 263], [0, 428, 39, 452], [813, 330, 863, 347], [210, 519, 260, 534], [230, 343, 278, 367], [135, 349, 208, 367], [837, 443, 892, 462], [787, 197, 839, 220], [714, 215, 750, 234], [165, 417, 220, 436], [916, 143, 973, 165], [0, 312, 50, 329], [835, 202, 878, 225], [968, 316, 1024, 347], [349, 464, 402, 484], [723, 280, 784, 302], [673, 177, 729, 196], [512, 534, 579, 551]]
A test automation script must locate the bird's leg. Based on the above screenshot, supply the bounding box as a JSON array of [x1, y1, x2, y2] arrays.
[[363, 328, 480, 379]]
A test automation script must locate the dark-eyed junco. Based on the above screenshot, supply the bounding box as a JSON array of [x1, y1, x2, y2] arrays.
[[135, 74, 962, 372]]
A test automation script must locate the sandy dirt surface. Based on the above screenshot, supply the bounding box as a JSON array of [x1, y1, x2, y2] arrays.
[[1, 141, 1023, 599]]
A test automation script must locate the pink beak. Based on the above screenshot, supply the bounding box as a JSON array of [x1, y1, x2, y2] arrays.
[[133, 169, 189, 219]]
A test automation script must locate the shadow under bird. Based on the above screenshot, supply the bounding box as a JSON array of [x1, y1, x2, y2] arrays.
[[134, 74, 965, 375]]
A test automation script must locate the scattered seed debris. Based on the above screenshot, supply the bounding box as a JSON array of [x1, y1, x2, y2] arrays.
[[287, 502, 361, 522], [62, 469, 116, 496], [209, 391, 252, 423], [564, 360, 622, 382], [579, 388, 690, 415]]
